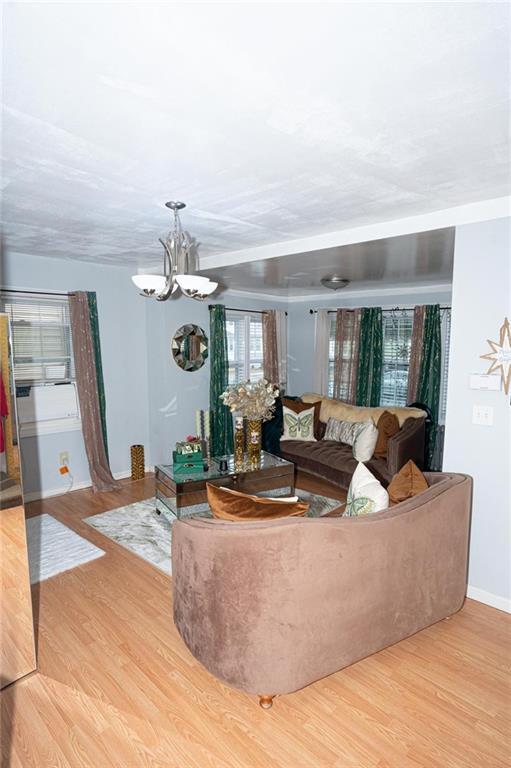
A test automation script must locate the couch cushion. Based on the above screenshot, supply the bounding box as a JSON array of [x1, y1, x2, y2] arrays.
[[374, 411, 400, 458], [387, 459, 429, 505], [206, 483, 309, 521], [346, 462, 389, 516], [280, 439, 391, 489], [301, 393, 426, 427]]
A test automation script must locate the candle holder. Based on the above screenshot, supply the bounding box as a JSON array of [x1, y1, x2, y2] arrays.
[[247, 418, 262, 470]]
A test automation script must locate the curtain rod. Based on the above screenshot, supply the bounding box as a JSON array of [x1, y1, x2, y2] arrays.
[[0, 288, 76, 297], [309, 305, 451, 314], [208, 305, 288, 316]]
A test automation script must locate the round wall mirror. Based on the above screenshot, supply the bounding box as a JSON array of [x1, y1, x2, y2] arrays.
[[171, 324, 208, 371]]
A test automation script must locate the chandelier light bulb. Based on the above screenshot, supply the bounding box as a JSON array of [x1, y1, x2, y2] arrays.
[[131, 274, 167, 296]]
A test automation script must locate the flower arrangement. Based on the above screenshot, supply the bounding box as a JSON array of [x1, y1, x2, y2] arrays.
[[220, 379, 279, 421]]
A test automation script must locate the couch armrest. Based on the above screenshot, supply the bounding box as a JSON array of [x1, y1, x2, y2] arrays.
[[387, 417, 425, 475]]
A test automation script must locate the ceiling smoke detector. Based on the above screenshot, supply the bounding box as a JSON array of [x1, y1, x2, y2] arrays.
[[320, 275, 350, 291]]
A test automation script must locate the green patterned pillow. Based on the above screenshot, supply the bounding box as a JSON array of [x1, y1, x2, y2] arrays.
[[282, 405, 317, 442], [345, 462, 389, 517]]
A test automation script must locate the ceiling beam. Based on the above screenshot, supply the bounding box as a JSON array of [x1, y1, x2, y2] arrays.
[[199, 196, 510, 271]]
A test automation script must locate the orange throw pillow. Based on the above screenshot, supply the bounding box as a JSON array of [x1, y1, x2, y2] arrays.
[[207, 483, 309, 521], [387, 460, 428, 505], [374, 410, 400, 458]]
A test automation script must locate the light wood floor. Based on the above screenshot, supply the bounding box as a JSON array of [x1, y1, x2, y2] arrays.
[[1, 474, 510, 768]]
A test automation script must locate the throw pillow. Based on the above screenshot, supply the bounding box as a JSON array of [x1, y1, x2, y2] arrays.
[[323, 418, 378, 462], [282, 404, 317, 441], [374, 411, 400, 458], [345, 462, 389, 517], [206, 483, 309, 521], [387, 460, 428, 505], [352, 420, 378, 462], [323, 417, 360, 445], [282, 398, 321, 438]]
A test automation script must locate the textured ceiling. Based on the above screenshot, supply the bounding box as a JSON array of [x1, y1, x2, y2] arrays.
[[203, 228, 455, 297], [1, 2, 509, 270]]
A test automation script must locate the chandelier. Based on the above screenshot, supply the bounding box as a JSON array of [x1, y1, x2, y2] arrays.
[[131, 201, 217, 301]]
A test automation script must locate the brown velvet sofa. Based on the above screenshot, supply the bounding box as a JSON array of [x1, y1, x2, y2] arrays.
[[280, 394, 427, 488], [172, 472, 472, 709]]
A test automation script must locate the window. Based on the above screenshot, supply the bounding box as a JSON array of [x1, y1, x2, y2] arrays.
[[380, 311, 414, 407], [226, 311, 264, 385], [0, 294, 80, 435], [327, 307, 451, 422]]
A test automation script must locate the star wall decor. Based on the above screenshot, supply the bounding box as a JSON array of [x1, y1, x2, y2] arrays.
[[481, 317, 511, 395]]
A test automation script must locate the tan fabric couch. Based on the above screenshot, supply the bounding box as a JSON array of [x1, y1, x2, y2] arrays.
[[172, 473, 472, 708]]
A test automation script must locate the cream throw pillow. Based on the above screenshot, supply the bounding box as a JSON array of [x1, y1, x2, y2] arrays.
[[346, 462, 389, 517], [282, 405, 317, 441], [352, 420, 378, 462]]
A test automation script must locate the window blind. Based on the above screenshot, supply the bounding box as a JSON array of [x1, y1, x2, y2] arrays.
[[0, 294, 74, 385], [439, 309, 451, 424], [226, 311, 263, 384], [380, 311, 413, 407]]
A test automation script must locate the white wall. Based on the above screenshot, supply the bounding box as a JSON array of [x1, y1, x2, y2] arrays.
[[443, 217, 511, 611], [2, 252, 151, 497]]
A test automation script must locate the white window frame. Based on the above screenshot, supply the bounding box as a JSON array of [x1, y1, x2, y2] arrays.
[[0, 294, 82, 437]]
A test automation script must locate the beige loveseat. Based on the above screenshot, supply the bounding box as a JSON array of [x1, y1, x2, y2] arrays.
[[172, 473, 472, 709]]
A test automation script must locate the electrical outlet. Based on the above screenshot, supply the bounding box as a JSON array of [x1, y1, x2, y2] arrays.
[[59, 451, 69, 465]]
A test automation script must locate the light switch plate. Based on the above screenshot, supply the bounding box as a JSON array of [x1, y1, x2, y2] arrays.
[[469, 373, 501, 391], [472, 405, 494, 426]]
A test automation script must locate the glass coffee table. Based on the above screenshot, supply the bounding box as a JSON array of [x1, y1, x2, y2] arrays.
[[155, 451, 295, 520]]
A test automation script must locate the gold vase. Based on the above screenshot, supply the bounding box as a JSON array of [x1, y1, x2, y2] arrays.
[[247, 418, 262, 469], [130, 444, 145, 481], [234, 415, 245, 471]]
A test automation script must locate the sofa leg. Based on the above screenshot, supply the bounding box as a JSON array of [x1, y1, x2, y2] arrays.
[[259, 695, 275, 709]]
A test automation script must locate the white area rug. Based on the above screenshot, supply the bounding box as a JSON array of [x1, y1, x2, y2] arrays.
[[26, 513, 105, 584], [83, 490, 344, 577]]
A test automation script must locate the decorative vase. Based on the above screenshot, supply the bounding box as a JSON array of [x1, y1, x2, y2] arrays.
[[247, 418, 262, 469], [234, 414, 245, 471], [130, 444, 145, 481]]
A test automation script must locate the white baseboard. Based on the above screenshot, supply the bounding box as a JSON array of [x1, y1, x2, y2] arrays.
[[24, 467, 154, 503], [466, 585, 511, 614]]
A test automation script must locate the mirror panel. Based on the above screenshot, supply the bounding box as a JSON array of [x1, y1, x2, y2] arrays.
[[172, 324, 208, 371], [0, 313, 37, 688]]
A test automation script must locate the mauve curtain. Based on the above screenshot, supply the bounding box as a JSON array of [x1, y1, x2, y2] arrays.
[[313, 310, 330, 396], [262, 310, 279, 386], [407, 305, 426, 403], [333, 309, 361, 403], [209, 304, 234, 456], [86, 292, 109, 461], [275, 310, 288, 393], [69, 292, 120, 493], [356, 307, 383, 407]]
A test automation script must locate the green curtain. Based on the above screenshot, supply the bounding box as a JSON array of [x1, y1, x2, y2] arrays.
[[209, 304, 234, 456], [86, 292, 109, 460], [356, 308, 383, 407], [417, 304, 442, 470]]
